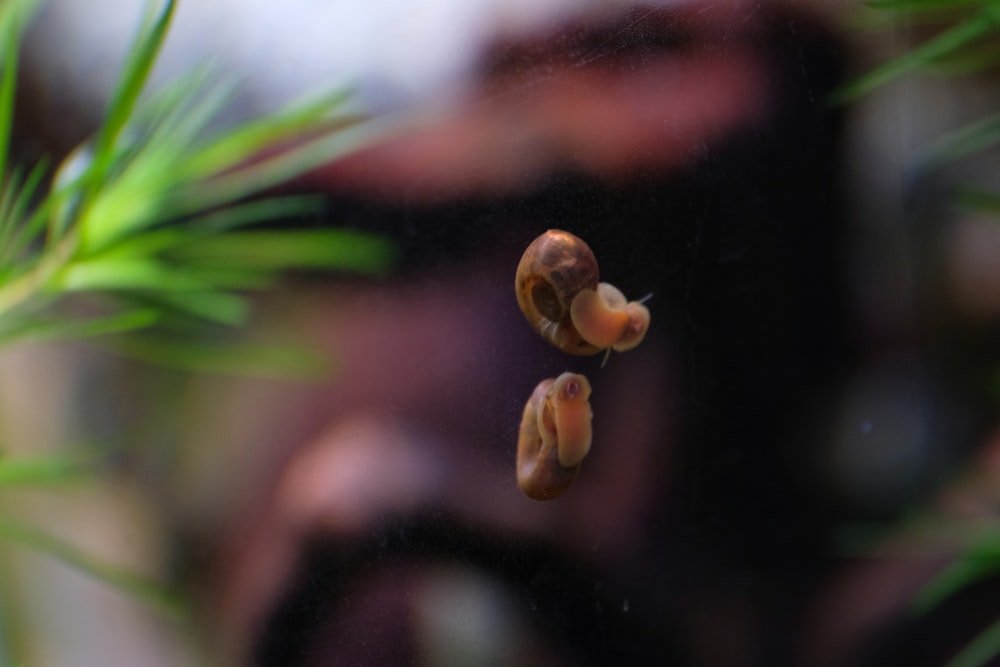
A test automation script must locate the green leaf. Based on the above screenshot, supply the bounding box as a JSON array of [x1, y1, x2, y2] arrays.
[[865, 0, 986, 10], [832, 6, 1000, 103], [170, 228, 396, 273], [79, 194, 324, 265], [57, 0, 178, 249], [0, 0, 42, 184], [945, 615, 1000, 667], [0, 168, 22, 250], [180, 88, 355, 182], [925, 38, 1000, 75], [0, 453, 94, 486], [922, 112, 1000, 168], [0, 308, 160, 344], [914, 527, 1000, 613], [92, 196, 327, 261], [187, 194, 327, 234], [125, 65, 216, 133], [127, 289, 250, 327], [88, 0, 176, 188], [0, 158, 48, 264], [953, 187, 1000, 215], [914, 553, 1000, 613], [180, 113, 384, 212], [75, 143, 180, 254], [51, 257, 212, 293], [169, 265, 275, 291], [107, 335, 333, 378], [128, 68, 235, 155], [0, 515, 183, 617], [45, 144, 93, 241], [0, 38, 17, 196], [81, 228, 191, 262]]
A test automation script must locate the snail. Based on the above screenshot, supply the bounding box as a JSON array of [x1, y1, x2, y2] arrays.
[[515, 229, 650, 356], [516, 372, 593, 500]]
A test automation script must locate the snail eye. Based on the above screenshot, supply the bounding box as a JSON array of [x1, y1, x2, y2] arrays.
[[563, 379, 580, 399]]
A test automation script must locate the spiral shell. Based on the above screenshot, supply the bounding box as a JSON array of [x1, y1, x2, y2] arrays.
[[516, 372, 593, 500], [515, 229, 601, 354]]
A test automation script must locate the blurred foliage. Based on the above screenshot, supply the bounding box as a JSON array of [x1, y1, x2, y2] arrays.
[[0, 1, 394, 342], [0, 0, 396, 647], [836, 1, 1000, 101], [836, 1, 1000, 209], [844, 2, 1000, 665], [912, 523, 1000, 666]]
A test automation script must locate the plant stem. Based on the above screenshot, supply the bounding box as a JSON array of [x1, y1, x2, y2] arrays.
[[0, 233, 77, 319]]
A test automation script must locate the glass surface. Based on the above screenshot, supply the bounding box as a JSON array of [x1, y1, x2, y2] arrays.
[[5, 2, 1000, 666]]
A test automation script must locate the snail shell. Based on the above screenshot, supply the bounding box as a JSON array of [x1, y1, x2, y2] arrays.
[[516, 372, 593, 500], [515, 229, 650, 355], [515, 229, 601, 354]]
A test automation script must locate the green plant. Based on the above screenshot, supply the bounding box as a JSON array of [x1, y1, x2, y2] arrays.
[[835, 1, 1000, 103], [841, 2, 1000, 666], [913, 522, 1000, 667], [0, 0, 394, 657]]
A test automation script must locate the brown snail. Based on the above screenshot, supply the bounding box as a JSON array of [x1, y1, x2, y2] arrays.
[[515, 229, 650, 356], [516, 372, 593, 500]]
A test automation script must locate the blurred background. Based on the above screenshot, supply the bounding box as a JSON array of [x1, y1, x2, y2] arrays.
[[5, 0, 1000, 665]]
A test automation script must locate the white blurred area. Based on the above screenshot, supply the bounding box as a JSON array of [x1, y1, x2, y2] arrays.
[[22, 0, 608, 127]]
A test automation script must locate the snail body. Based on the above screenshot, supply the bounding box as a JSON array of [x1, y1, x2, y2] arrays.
[[515, 229, 650, 355], [516, 372, 593, 500]]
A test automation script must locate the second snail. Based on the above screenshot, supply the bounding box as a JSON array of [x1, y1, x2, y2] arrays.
[[516, 372, 593, 500]]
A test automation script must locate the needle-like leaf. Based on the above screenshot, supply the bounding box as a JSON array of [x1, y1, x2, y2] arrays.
[[945, 616, 1000, 667], [866, 0, 986, 10], [0, 515, 183, 617], [107, 335, 332, 378], [0, 453, 95, 487], [170, 228, 396, 273], [0, 308, 160, 344], [832, 6, 1000, 103], [86, 0, 176, 192], [921, 112, 1000, 169], [0, 0, 41, 184]]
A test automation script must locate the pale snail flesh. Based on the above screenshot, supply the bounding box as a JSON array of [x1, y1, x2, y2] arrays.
[[515, 229, 650, 355], [516, 372, 593, 500]]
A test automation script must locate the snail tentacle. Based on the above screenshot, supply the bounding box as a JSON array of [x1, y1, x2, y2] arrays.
[[613, 301, 651, 352]]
